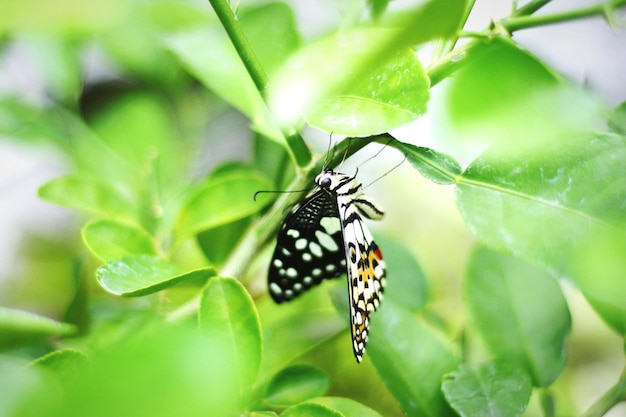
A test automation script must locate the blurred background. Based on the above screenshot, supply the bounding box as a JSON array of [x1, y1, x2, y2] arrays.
[[0, 0, 625, 415]]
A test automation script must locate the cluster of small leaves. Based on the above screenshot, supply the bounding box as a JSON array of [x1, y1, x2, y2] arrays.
[[1, 0, 626, 416]]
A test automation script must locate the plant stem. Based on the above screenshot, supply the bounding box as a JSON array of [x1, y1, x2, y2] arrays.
[[207, 0, 268, 94], [206, 0, 312, 167], [513, 0, 553, 17], [427, 0, 626, 87], [580, 369, 626, 417], [503, 0, 626, 32]]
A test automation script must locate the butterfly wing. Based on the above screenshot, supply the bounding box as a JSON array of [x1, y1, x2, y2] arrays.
[[341, 206, 386, 362], [268, 189, 346, 303]]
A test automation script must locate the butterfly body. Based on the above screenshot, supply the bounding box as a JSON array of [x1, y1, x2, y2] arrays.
[[268, 170, 386, 362]]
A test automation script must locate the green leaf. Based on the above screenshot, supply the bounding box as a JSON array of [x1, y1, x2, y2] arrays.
[[312, 397, 383, 417], [197, 216, 253, 267], [82, 220, 156, 261], [464, 246, 571, 386], [200, 277, 262, 402], [87, 92, 179, 170], [30, 349, 88, 384], [239, 3, 301, 76], [368, 302, 458, 416], [269, 28, 429, 136], [176, 171, 274, 237], [16, 325, 246, 417], [456, 131, 626, 282], [96, 255, 216, 296], [259, 291, 346, 378], [38, 174, 136, 220], [376, 235, 428, 312], [265, 365, 330, 407], [304, 45, 429, 136], [444, 38, 603, 146], [442, 362, 532, 417], [281, 402, 344, 417], [572, 230, 626, 335], [267, 0, 464, 132], [389, 140, 461, 184], [0, 307, 77, 347]]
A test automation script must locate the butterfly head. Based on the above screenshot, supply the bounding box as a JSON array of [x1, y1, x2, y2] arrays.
[[315, 170, 355, 192]]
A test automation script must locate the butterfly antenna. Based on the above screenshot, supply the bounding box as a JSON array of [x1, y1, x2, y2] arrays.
[[320, 132, 337, 171], [337, 136, 352, 169], [357, 136, 394, 169], [363, 154, 407, 189]]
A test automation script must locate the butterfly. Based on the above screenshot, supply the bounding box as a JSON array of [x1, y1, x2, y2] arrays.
[[268, 169, 386, 362]]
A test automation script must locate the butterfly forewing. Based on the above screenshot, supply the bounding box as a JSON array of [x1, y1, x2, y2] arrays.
[[268, 170, 386, 362], [268, 189, 346, 303]]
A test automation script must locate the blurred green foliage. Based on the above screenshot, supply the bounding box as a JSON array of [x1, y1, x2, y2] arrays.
[[1, 0, 626, 416]]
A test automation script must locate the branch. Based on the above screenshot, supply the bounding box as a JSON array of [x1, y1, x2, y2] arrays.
[[428, 0, 626, 87], [513, 0, 554, 17], [503, 0, 626, 32], [207, 0, 312, 167]]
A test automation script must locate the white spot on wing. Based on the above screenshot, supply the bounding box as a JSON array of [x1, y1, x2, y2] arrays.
[[315, 230, 339, 251], [270, 283, 282, 295], [309, 241, 323, 257], [320, 216, 341, 234]]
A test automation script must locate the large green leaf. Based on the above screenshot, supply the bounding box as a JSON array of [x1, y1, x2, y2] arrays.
[[442, 362, 532, 417], [199, 277, 262, 404], [267, 0, 465, 133], [15, 325, 246, 417], [443, 37, 603, 146], [0, 307, 77, 347], [268, 28, 429, 136], [96, 255, 216, 296], [375, 235, 428, 312], [176, 170, 274, 237], [38, 174, 136, 220], [82, 220, 156, 261], [304, 43, 429, 136], [456, 131, 626, 306], [464, 247, 571, 386], [264, 365, 330, 407], [368, 302, 458, 417]]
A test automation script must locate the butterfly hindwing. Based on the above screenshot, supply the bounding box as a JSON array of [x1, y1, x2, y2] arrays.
[[341, 211, 386, 362], [268, 189, 346, 303]]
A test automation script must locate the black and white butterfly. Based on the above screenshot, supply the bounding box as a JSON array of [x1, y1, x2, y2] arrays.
[[268, 170, 386, 362]]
